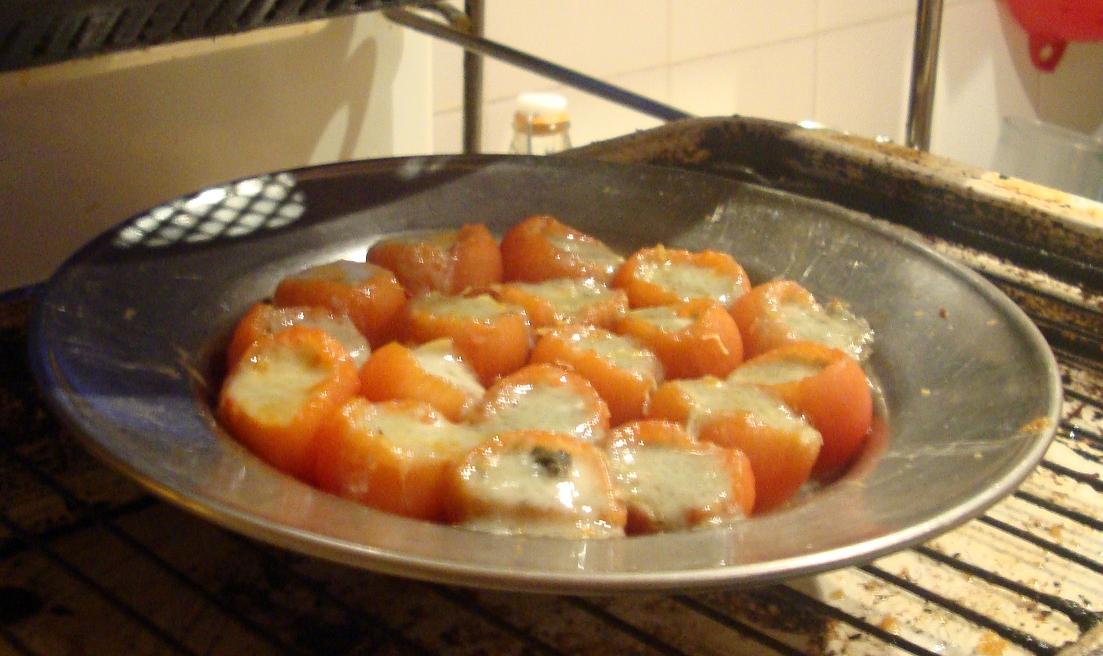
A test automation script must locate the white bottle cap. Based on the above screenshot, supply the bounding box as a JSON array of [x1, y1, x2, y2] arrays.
[[514, 92, 570, 133]]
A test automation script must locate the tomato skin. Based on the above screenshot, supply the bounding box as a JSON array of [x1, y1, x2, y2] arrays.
[[359, 341, 482, 422], [612, 246, 749, 309], [729, 280, 810, 358], [314, 399, 480, 521], [474, 363, 610, 444], [493, 280, 628, 329], [614, 299, 743, 379], [500, 215, 623, 283], [730, 342, 873, 477], [529, 325, 662, 425], [697, 414, 819, 514], [401, 293, 531, 386], [273, 261, 406, 348], [218, 327, 360, 483], [442, 430, 627, 535], [606, 420, 755, 530], [225, 302, 370, 372], [368, 224, 502, 295]]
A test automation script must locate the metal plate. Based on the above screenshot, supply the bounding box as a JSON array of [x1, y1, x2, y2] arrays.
[[29, 155, 1061, 594]]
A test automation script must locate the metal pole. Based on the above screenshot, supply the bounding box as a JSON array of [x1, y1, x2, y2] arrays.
[[905, 0, 944, 151], [462, 0, 484, 154], [384, 7, 691, 123]]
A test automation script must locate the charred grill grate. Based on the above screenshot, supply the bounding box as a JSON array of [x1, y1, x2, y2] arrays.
[[0, 0, 419, 72]]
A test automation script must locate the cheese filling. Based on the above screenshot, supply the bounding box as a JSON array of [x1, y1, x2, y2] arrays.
[[228, 344, 331, 424], [299, 260, 388, 284], [266, 308, 371, 368], [547, 233, 624, 276], [508, 278, 619, 322], [609, 446, 737, 528], [478, 384, 601, 443], [773, 299, 874, 361], [627, 305, 694, 333], [349, 404, 484, 457], [674, 378, 817, 447], [636, 260, 745, 306], [416, 293, 514, 322], [460, 446, 612, 522], [571, 329, 661, 379], [411, 339, 485, 400], [728, 359, 824, 385]]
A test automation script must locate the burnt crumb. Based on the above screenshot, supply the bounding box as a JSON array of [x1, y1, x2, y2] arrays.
[[531, 447, 571, 477], [848, 633, 862, 641]]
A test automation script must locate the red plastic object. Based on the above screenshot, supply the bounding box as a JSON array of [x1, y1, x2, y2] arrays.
[[1007, 0, 1103, 71]]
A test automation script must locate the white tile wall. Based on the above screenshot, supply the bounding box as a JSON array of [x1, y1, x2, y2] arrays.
[[815, 13, 916, 140], [431, 0, 1103, 173], [669, 0, 817, 61], [669, 39, 817, 122]]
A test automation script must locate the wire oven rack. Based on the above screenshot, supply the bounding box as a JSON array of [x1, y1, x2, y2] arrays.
[[2, 116, 1102, 655]]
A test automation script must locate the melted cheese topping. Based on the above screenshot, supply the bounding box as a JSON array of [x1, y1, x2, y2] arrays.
[[609, 446, 736, 529], [228, 344, 330, 424], [389, 230, 458, 248], [411, 339, 485, 399], [627, 305, 694, 333], [458, 446, 619, 537], [415, 293, 513, 322], [300, 260, 388, 284], [509, 279, 619, 322], [727, 360, 824, 385], [267, 309, 370, 368], [636, 260, 745, 306], [350, 405, 484, 457], [773, 299, 874, 361], [572, 329, 661, 378], [674, 378, 816, 445], [547, 233, 624, 276], [478, 384, 600, 443]]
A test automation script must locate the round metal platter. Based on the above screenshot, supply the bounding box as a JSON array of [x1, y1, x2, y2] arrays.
[[30, 155, 1061, 594]]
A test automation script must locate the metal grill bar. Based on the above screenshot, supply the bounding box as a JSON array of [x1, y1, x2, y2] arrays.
[[0, 509, 198, 655], [432, 587, 564, 655], [0, 446, 312, 655], [673, 595, 811, 656], [223, 532, 433, 655], [772, 585, 937, 656], [914, 545, 1102, 633], [1014, 491, 1103, 533], [571, 597, 695, 656], [1064, 390, 1103, 417], [0, 496, 157, 561], [978, 514, 1103, 576], [1039, 460, 1103, 492], [862, 563, 1057, 654]]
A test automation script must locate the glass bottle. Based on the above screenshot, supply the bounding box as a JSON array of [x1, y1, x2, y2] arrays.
[[508, 92, 572, 155]]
